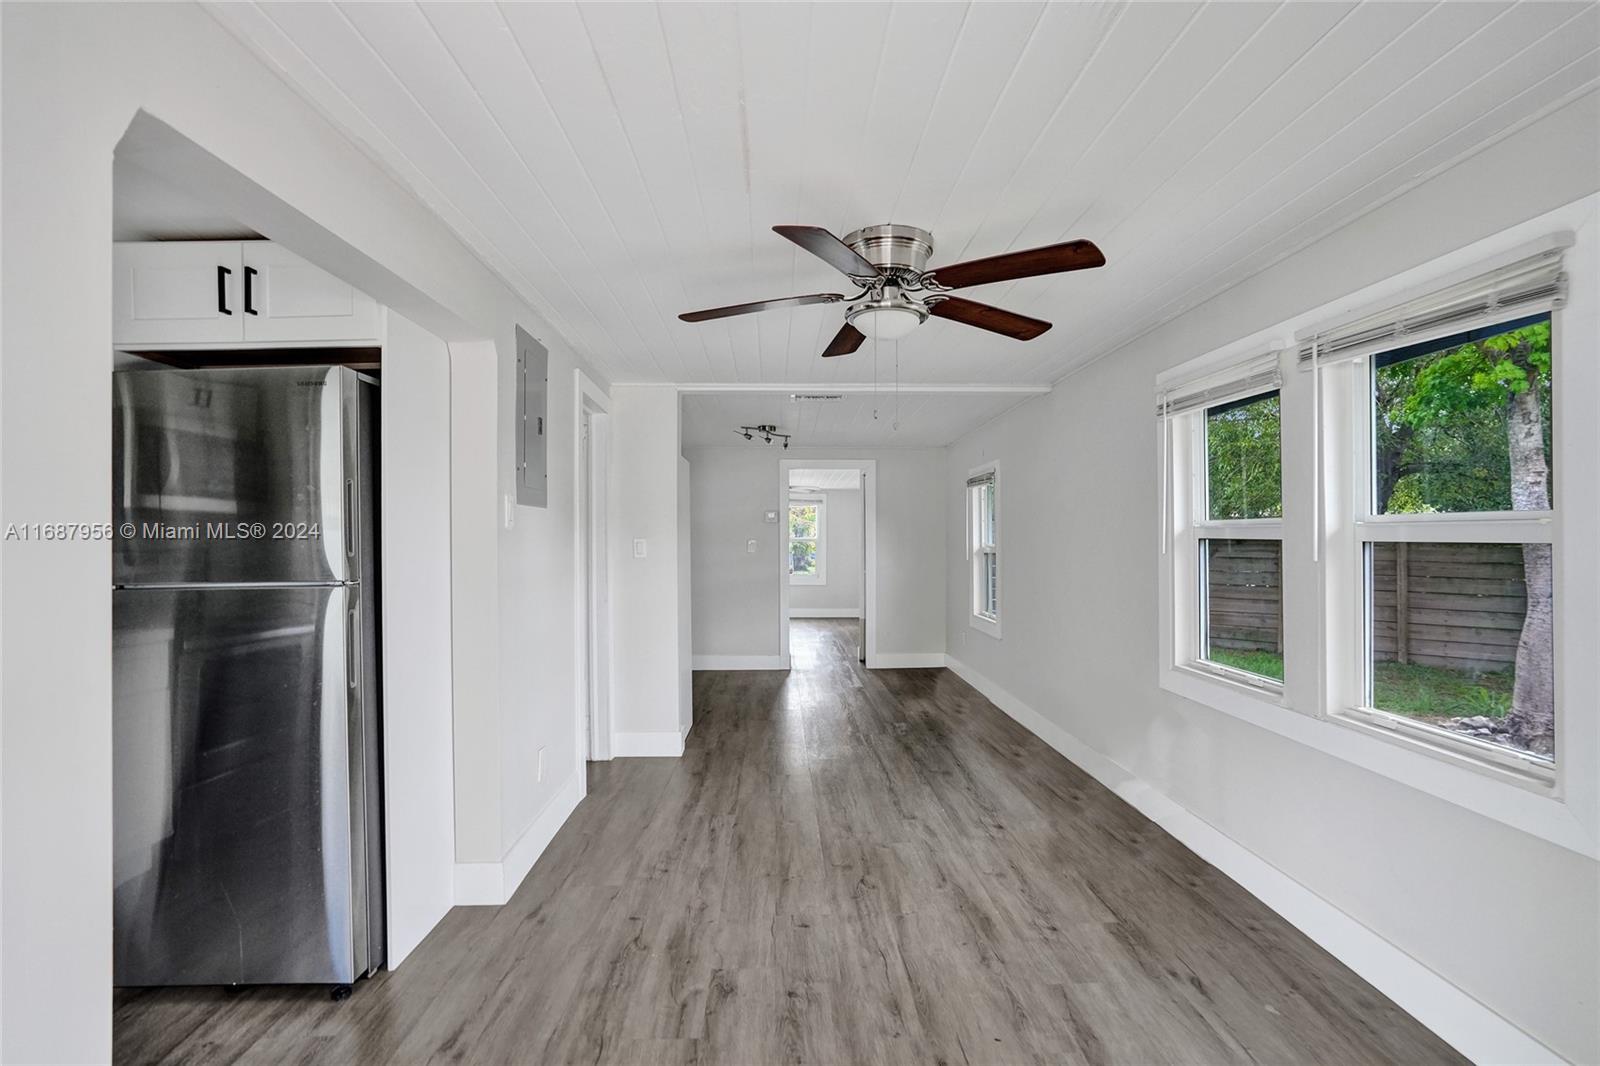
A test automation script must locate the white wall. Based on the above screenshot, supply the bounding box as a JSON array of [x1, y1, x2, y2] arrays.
[[687, 446, 945, 662], [944, 96, 1600, 1064], [0, 4, 605, 1058], [608, 386, 691, 754], [789, 488, 862, 616], [378, 313, 455, 967]]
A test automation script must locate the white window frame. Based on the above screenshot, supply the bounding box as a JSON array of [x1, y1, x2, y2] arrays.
[[1163, 370, 1287, 701], [1157, 210, 1599, 858], [787, 494, 825, 586], [1324, 327, 1558, 790], [967, 463, 1001, 638]]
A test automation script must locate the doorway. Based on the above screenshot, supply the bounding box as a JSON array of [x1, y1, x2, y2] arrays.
[[777, 459, 876, 670], [577, 375, 613, 762]]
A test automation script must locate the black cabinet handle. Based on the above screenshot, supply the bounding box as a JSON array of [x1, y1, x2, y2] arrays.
[[217, 265, 233, 315], [243, 266, 259, 315]]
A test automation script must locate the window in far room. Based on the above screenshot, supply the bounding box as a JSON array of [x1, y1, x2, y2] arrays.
[[967, 466, 1000, 637], [788, 496, 825, 585]]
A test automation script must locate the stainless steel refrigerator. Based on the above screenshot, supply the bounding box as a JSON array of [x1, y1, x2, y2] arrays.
[[112, 365, 384, 988]]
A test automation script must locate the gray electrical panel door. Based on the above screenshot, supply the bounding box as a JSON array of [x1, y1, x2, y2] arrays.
[[516, 326, 548, 508]]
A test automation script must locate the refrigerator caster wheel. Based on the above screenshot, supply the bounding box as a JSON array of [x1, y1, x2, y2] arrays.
[[331, 985, 353, 1002]]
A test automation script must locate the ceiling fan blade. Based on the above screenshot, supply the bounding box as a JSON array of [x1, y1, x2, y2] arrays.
[[928, 296, 1052, 340], [928, 239, 1104, 290], [679, 292, 846, 322], [820, 322, 866, 358], [773, 225, 881, 279]]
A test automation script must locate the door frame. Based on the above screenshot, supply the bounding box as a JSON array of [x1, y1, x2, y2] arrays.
[[777, 458, 877, 670], [574, 369, 613, 762]]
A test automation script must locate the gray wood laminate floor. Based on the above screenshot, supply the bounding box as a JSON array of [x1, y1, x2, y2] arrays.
[[114, 619, 1463, 1065]]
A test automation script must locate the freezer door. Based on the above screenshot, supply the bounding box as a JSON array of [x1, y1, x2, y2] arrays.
[[113, 584, 366, 986], [113, 366, 354, 585]]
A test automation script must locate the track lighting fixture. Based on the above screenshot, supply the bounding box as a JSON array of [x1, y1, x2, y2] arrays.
[[734, 424, 791, 448]]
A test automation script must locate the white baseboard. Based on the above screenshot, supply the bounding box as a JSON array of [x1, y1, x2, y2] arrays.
[[612, 725, 690, 758], [942, 654, 1563, 1066], [454, 767, 585, 906], [872, 652, 946, 669], [692, 654, 786, 671], [787, 606, 861, 618]]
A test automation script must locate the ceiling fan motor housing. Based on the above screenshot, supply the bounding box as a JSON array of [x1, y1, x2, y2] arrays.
[[842, 224, 935, 279]]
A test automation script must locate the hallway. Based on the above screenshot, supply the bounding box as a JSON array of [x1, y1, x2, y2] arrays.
[[114, 620, 1462, 1064]]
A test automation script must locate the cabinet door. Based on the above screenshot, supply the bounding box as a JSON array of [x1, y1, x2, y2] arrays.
[[113, 242, 245, 346], [241, 243, 381, 344]]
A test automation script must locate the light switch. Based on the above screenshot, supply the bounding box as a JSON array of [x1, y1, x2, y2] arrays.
[[746, 539, 759, 553], [633, 538, 647, 558], [764, 510, 779, 523], [503, 493, 516, 530]]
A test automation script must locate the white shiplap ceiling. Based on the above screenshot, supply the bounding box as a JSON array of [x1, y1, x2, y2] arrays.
[[681, 390, 1033, 449], [789, 468, 863, 492], [210, 2, 1599, 387]]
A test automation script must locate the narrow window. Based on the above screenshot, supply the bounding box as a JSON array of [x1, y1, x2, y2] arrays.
[[788, 496, 824, 585], [1198, 390, 1283, 683], [967, 469, 1000, 635]]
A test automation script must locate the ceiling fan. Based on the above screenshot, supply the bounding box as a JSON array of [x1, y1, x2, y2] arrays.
[[679, 224, 1105, 358]]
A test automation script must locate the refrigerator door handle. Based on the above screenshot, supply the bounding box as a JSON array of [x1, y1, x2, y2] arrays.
[[344, 478, 356, 560], [347, 601, 360, 691]]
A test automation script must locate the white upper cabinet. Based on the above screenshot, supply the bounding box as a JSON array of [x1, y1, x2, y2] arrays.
[[113, 241, 380, 348], [113, 241, 245, 346], [239, 242, 380, 343]]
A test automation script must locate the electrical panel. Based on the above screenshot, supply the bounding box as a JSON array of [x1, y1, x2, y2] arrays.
[[516, 326, 548, 508]]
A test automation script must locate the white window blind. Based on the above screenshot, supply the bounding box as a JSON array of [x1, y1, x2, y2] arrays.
[[1295, 239, 1568, 368], [1154, 352, 1282, 419]]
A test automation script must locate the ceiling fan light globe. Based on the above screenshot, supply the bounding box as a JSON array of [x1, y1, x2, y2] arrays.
[[852, 305, 923, 340]]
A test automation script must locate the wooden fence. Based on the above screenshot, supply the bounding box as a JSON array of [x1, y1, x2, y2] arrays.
[[1371, 542, 1526, 674], [1205, 541, 1283, 653], [1206, 540, 1528, 673]]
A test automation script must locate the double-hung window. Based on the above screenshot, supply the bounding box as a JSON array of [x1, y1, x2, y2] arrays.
[[788, 496, 824, 585], [967, 466, 1000, 637], [1331, 311, 1558, 778], [1161, 355, 1284, 692], [1160, 233, 1575, 799]]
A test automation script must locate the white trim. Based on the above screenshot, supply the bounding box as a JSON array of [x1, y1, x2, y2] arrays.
[[668, 382, 1052, 395], [611, 726, 691, 758], [778, 459, 877, 669], [692, 654, 786, 670], [873, 652, 947, 669], [944, 655, 1564, 1066], [574, 369, 613, 763], [453, 767, 585, 906], [787, 606, 860, 619]]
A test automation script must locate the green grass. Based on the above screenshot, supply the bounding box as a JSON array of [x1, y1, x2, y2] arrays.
[[1204, 648, 1513, 719], [1204, 648, 1284, 681]]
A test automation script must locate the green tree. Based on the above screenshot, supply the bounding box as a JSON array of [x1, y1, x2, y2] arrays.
[[1206, 393, 1281, 520], [1391, 319, 1553, 754]]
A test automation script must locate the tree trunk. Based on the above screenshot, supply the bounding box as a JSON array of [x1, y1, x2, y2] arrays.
[[1503, 344, 1554, 755]]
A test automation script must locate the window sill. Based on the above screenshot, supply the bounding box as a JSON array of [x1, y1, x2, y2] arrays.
[[1160, 662, 1591, 857], [969, 614, 1002, 640], [1331, 706, 1556, 792]]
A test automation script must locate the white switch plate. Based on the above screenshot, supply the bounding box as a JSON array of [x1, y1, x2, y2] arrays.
[[764, 510, 779, 523], [633, 538, 647, 558], [537, 746, 545, 782], [746, 539, 759, 553], [503, 493, 517, 530]]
